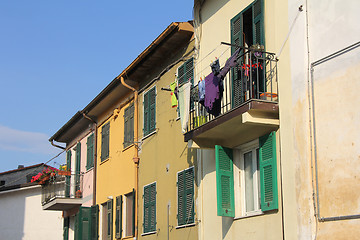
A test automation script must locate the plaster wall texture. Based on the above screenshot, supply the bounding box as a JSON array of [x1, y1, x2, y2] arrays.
[[0, 186, 63, 240], [287, 0, 360, 239], [96, 95, 136, 206], [194, 0, 292, 239], [137, 42, 198, 240]]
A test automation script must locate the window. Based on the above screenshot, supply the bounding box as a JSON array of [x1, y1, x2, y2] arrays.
[[215, 131, 278, 217], [115, 196, 122, 238], [177, 57, 195, 116], [101, 122, 110, 161], [231, 0, 265, 107], [90, 205, 99, 240], [115, 190, 135, 239], [65, 150, 72, 198], [124, 103, 134, 148], [177, 167, 195, 226], [143, 87, 156, 136], [102, 200, 113, 240], [75, 142, 81, 192], [75, 207, 91, 240], [86, 133, 94, 170], [143, 182, 156, 233], [234, 141, 261, 217]]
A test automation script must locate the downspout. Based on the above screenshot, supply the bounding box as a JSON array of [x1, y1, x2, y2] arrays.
[[81, 112, 98, 206], [120, 76, 139, 238]]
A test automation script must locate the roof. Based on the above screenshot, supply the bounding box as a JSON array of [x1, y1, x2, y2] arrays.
[[50, 21, 194, 144]]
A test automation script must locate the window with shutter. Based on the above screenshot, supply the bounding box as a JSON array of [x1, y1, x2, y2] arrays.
[[177, 167, 195, 226], [259, 131, 278, 211], [75, 207, 91, 240], [101, 122, 110, 162], [115, 196, 123, 239], [177, 58, 195, 114], [90, 205, 99, 240], [230, 0, 264, 107], [87, 134, 94, 170], [75, 143, 81, 192], [124, 103, 134, 148], [107, 199, 113, 240], [215, 145, 235, 217], [143, 87, 156, 136], [65, 150, 71, 198], [143, 182, 156, 233]]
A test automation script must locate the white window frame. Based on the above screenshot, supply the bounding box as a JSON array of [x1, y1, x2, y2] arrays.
[[233, 139, 263, 218]]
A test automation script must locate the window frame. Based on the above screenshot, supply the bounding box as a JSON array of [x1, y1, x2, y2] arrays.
[[176, 166, 195, 227], [233, 139, 263, 218]]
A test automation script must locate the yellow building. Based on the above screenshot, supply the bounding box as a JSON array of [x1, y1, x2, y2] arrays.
[[133, 22, 197, 240]]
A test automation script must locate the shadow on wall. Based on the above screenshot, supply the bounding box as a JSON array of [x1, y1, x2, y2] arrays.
[[0, 189, 26, 240]]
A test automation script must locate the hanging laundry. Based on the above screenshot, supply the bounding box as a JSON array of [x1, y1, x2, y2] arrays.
[[170, 81, 178, 108], [198, 79, 205, 105], [211, 59, 220, 75], [219, 48, 240, 79], [178, 82, 192, 133], [200, 72, 223, 117]]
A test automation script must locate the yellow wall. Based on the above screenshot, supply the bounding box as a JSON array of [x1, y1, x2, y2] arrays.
[[96, 92, 137, 238], [137, 42, 198, 240]]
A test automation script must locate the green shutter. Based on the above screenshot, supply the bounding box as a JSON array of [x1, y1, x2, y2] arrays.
[[65, 150, 71, 198], [115, 196, 123, 239], [143, 92, 149, 135], [230, 11, 243, 108], [252, 0, 264, 46], [132, 188, 136, 236], [107, 199, 113, 240], [87, 134, 94, 170], [74, 207, 91, 240], [259, 131, 278, 211], [124, 104, 134, 148], [143, 183, 156, 233], [101, 122, 110, 161], [63, 217, 69, 240], [178, 167, 194, 226], [149, 88, 156, 133], [215, 145, 235, 217], [75, 142, 81, 192], [90, 205, 99, 240]]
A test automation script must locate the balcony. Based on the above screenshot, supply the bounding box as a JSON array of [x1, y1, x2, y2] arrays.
[[41, 173, 83, 211], [185, 47, 279, 148]]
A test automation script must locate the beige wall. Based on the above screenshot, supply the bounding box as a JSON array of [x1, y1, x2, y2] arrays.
[[137, 42, 198, 240], [194, 0, 292, 239]]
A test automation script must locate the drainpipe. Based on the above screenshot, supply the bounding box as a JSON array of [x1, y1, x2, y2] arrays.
[[81, 112, 98, 206], [120, 76, 139, 238]]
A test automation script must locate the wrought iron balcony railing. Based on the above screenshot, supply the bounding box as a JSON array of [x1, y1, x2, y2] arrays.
[[186, 47, 278, 133]]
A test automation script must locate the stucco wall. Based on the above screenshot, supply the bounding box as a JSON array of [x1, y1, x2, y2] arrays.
[[137, 41, 198, 240], [194, 0, 291, 239], [0, 186, 63, 240], [287, 0, 360, 239]]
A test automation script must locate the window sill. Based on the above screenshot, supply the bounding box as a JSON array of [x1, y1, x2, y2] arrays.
[[85, 167, 94, 173], [120, 235, 135, 239], [175, 223, 196, 229], [142, 129, 157, 141], [141, 231, 157, 236], [99, 157, 110, 165], [234, 211, 264, 220], [122, 143, 134, 152]]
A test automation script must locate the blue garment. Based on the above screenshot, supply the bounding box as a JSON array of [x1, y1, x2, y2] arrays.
[[198, 79, 205, 104]]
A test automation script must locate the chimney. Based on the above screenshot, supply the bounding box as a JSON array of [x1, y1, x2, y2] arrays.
[[18, 165, 24, 169]]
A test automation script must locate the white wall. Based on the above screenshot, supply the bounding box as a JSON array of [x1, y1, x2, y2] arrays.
[[0, 185, 63, 240]]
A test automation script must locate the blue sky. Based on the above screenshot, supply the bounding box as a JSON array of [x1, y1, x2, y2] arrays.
[[0, 0, 193, 172]]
